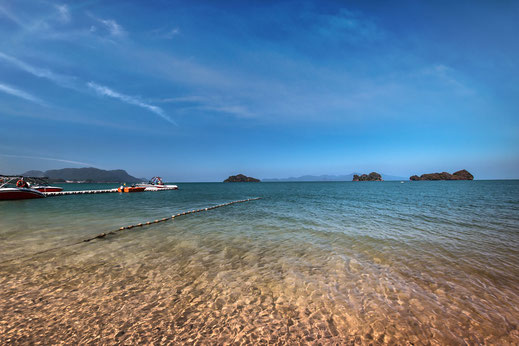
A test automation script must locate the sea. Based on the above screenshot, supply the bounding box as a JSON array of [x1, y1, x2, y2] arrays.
[[1, 181, 518, 344]]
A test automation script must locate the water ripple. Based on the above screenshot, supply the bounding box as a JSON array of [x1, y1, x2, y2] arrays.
[[0, 181, 518, 343]]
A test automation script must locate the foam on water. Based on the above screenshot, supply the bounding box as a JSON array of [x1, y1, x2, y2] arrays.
[[1, 181, 518, 343]]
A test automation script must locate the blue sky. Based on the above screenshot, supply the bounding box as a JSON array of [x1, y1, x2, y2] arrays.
[[0, 0, 518, 181]]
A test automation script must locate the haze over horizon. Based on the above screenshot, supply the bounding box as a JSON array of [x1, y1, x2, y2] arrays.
[[1, 1, 518, 181]]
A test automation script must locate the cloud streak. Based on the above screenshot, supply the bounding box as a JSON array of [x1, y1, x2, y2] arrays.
[[0, 82, 44, 104], [160, 95, 254, 118], [87, 82, 176, 125], [0, 51, 78, 89], [0, 153, 91, 166], [0, 4, 24, 27], [94, 17, 125, 36], [0, 52, 174, 125]]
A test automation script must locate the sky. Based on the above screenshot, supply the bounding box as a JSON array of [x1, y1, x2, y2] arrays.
[[0, 0, 518, 181]]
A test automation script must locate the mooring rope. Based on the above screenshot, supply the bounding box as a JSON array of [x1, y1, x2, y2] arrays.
[[0, 197, 261, 265]]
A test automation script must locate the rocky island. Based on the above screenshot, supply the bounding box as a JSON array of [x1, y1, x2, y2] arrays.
[[353, 172, 383, 181], [410, 169, 474, 181], [224, 174, 260, 183]]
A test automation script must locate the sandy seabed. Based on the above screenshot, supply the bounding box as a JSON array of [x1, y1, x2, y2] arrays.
[[1, 236, 518, 345]]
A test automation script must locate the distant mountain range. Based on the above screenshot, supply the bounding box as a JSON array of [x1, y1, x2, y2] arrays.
[[21, 167, 145, 183], [17, 168, 406, 183], [263, 173, 406, 182]]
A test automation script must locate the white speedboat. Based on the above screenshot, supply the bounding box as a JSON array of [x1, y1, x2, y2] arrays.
[[136, 176, 178, 191]]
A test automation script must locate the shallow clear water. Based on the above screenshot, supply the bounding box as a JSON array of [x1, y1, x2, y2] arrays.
[[1, 181, 518, 344]]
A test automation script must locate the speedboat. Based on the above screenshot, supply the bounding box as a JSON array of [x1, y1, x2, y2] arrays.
[[0, 175, 48, 200], [136, 176, 178, 191], [31, 185, 63, 192], [0, 187, 45, 200], [23, 176, 63, 192]]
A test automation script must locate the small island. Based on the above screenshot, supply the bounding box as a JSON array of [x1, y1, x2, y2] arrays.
[[224, 174, 260, 183], [353, 172, 383, 181], [410, 169, 474, 181]]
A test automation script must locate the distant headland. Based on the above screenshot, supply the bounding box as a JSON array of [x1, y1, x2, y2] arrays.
[[224, 174, 260, 183], [353, 172, 383, 181], [20, 168, 144, 183], [410, 169, 474, 181]]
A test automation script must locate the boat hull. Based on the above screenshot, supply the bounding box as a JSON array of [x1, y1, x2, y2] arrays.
[[118, 187, 146, 193], [137, 184, 178, 190], [32, 186, 63, 192], [0, 188, 46, 200]]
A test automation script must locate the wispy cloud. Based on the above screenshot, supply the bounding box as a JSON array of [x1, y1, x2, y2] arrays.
[[101, 19, 124, 36], [0, 51, 78, 89], [165, 28, 180, 38], [94, 17, 125, 37], [312, 8, 384, 43], [149, 26, 180, 40], [160, 95, 254, 118], [0, 52, 174, 124], [0, 153, 91, 166], [1, 3, 70, 33], [0, 82, 45, 104], [191, 105, 254, 118], [420, 64, 474, 95], [160, 96, 208, 103], [55, 4, 70, 23], [87, 82, 176, 125], [0, 4, 24, 27]]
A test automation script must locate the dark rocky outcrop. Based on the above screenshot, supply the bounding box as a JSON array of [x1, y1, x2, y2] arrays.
[[410, 169, 474, 181], [224, 174, 260, 183], [452, 169, 474, 180], [353, 172, 383, 181]]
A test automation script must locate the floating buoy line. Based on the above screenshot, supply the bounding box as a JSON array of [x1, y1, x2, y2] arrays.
[[0, 197, 262, 265], [82, 197, 262, 242], [43, 186, 179, 197]]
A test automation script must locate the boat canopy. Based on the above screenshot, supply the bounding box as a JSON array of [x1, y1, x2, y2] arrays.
[[149, 176, 164, 185], [0, 175, 52, 188]]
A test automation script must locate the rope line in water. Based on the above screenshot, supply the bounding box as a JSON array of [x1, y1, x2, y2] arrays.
[[0, 197, 262, 265], [82, 197, 262, 242]]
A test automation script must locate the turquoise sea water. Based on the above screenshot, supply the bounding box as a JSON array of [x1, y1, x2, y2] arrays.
[[1, 181, 518, 343]]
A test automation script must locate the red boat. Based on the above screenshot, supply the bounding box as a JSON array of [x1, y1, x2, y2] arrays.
[[0, 187, 45, 200], [31, 185, 63, 192], [0, 175, 48, 200]]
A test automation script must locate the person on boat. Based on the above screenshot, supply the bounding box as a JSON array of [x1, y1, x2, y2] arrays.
[[16, 178, 29, 188]]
